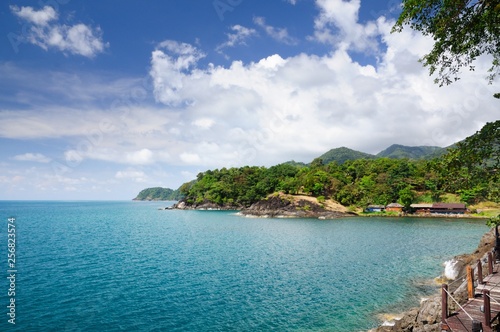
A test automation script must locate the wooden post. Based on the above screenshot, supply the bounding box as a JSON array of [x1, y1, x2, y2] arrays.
[[488, 252, 494, 275], [467, 265, 475, 299], [477, 260, 483, 284], [483, 289, 491, 328], [442, 284, 448, 324], [496, 225, 500, 262]]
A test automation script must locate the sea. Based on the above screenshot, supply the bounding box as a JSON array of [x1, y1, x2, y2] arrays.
[[0, 200, 490, 332]]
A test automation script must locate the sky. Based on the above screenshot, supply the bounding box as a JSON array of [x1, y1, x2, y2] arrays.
[[0, 0, 498, 200]]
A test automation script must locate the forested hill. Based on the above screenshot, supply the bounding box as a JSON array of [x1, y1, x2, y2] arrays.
[[133, 187, 183, 201], [135, 121, 500, 207], [376, 144, 446, 160], [314, 144, 447, 165], [317, 147, 375, 164]]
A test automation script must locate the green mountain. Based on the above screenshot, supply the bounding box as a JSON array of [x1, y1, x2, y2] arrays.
[[133, 187, 183, 201], [283, 160, 308, 168], [135, 145, 449, 200], [135, 121, 500, 206], [376, 144, 445, 160], [316, 147, 376, 165]]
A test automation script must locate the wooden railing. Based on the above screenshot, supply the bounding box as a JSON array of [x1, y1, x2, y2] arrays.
[[441, 251, 498, 331]]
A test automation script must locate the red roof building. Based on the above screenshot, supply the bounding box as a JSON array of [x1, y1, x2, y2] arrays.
[[386, 203, 404, 212]]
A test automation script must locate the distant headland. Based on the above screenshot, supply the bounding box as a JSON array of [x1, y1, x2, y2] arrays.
[[134, 121, 500, 219]]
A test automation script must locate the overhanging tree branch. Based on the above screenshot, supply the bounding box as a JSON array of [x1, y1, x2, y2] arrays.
[[393, 0, 500, 97]]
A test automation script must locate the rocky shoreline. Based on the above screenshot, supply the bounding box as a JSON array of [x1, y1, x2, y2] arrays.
[[370, 228, 496, 332], [239, 194, 355, 219], [169, 193, 355, 219], [166, 200, 242, 211], [166, 195, 491, 220]]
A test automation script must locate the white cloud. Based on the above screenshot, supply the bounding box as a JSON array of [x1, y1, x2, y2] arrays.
[[3, 1, 500, 201], [253, 17, 298, 45], [10, 5, 57, 26], [147, 21, 497, 165], [312, 0, 379, 52], [115, 169, 148, 183], [150, 40, 206, 106], [13, 153, 51, 163], [125, 149, 154, 165], [216, 25, 258, 54], [193, 118, 215, 129], [3, 25, 497, 174], [10, 5, 107, 57], [180, 152, 202, 164], [2, 4, 499, 177], [34, 173, 91, 192]]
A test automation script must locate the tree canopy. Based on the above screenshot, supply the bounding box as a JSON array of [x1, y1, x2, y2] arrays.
[[175, 141, 499, 209], [137, 122, 500, 209], [444, 120, 500, 202], [134, 187, 183, 201], [393, 0, 500, 97]]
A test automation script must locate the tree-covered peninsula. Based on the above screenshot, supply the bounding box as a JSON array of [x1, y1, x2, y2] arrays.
[[138, 121, 500, 211], [133, 187, 183, 201]]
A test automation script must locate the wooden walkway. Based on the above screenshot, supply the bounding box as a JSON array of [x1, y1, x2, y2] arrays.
[[442, 252, 500, 331]]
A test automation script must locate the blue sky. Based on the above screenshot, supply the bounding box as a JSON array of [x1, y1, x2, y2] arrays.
[[0, 0, 498, 200]]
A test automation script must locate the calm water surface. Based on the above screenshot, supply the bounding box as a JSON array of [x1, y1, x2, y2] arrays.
[[0, 201, 489, 331]]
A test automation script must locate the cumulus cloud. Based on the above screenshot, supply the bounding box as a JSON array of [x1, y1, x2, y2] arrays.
[[150, 40, 206, 106], [180, 152, 202, 164], [3, 25, 497, 173], [125, 149, 154, 165], [253, 17, 298, 45], [10, 5, 108, 57], [312, 0, 379, 52], [2, 3, 498, 174], [12, 153, 51, 163], [10, 5, 57, 26], [147, 16, 497, 165]]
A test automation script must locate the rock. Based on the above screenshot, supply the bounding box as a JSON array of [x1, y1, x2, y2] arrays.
[[413, 323, 440, 332], [170, 199, 242, 211], [168, 192, 353, 218], [416, 297, 441, 325], [240, 194, 352, 219], [398, 308, 418, 331], [371, 228, 496, 332]]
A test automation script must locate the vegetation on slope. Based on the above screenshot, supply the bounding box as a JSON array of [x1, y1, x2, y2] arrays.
[[317, 147, 375, 165], [138, 121, 500, 210], [376, 144, 445, 160], [134, 187, 183, 201], [315, 144, 447, 165]]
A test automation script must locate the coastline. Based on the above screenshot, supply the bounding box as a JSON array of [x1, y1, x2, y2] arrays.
[[162, 194, 494, 220], [369, 227, 496, 332], [168, 193, 355, 219]]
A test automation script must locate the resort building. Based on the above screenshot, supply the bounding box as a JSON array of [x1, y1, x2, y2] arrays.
[[385, 203, 404, 212], [410, 203, 467, 214], [410, 203, 433, 214], [365, 205, 385, 213], [429, 203, 467, 214]]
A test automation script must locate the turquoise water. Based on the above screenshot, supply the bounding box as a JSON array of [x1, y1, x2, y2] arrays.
[[0, 201, 489, 331]]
